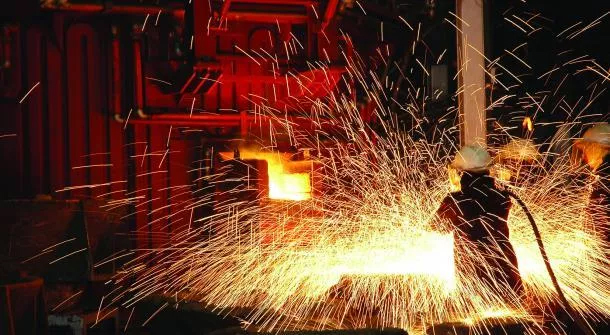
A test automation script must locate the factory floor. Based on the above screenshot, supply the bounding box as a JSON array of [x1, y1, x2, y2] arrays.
[[42, 293, 610, 335], [124, 309, 408, 335], [122, 298, 409, 335], [111, 296, 610, 335], [119, 300, 528, 335]]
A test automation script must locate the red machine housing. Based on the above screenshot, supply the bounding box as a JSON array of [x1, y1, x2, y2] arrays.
[[0, 0, 349, 250]]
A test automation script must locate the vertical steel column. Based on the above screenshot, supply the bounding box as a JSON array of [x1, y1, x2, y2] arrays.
[[456, 0, 487, 147], [132, 26, 144, 117]]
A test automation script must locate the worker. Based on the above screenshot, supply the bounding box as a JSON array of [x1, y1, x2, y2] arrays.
[[495, 139, 541, 185], [576, 123, 610, 241], [435, 145, 522, 299]]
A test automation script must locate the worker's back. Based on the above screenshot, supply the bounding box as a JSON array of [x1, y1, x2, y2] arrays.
[[438, 172, 512, 242], [436, 171, 521, 295]]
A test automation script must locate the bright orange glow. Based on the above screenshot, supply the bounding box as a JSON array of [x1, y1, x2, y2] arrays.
[[338, 231, 454, 279], [522, 117, 534, 132], [578, 140, 610, 171], [461, 308, 520, 326], [222, 150, 312, 201], [494, 166, 513, 182], [448, 166, 461, 192]]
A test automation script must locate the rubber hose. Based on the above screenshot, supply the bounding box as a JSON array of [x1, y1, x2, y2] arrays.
[[506, 190, 593, 335]]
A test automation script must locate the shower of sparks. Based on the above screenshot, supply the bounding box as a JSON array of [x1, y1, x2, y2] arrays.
[[99, 56, 610, 333], [44, 4, 610, 335]]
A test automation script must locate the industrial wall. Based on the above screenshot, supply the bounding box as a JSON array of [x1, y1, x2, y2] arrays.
[[1, 19, 203, 250], [0, 4, 342, 250]]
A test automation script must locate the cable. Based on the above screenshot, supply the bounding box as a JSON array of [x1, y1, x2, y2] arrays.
[[506, 190, 593, 335]]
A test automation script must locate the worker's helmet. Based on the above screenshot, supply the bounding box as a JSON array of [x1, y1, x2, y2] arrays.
[[581, 123, 610, 147], [575, 123, 610, 170], [451, 145, 492, 172], [497, 139, 540, 163]]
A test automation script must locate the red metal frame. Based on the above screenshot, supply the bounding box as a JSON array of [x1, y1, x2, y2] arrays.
[[131, 0, 347, 131]]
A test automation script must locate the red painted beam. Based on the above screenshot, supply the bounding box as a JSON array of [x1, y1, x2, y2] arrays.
[[128, 119, 239, 127], [111, 28, 121, 121], [229, 0, 313, 4], [25, 28, 44, 196], [47, 34, 66, 196], [168, 137, 190, 234], [66, 25, 90, 198], [220, 0, 314, 20], [126, 113, 342, 134], [220, 0, 233, 19], [109, 27, 126, 199], [225, 12, 308, 23], [133, 127, 151, 251], [193, 0, 215, 59], [41, 3, 185, 19], [322, 0, 339, 30], [85, 26, 108, 197], [150, 125, 170, 248], [133, 32, 144, 115]]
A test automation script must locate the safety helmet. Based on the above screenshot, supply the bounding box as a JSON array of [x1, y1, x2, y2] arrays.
[[576, 123, 610, 170], [451, 145, 492, 172], [497, 139, 540, 162], [581, 123, 610, 147]]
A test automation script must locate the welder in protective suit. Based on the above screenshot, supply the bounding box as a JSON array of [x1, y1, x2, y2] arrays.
[[436, 145, 522, 297], [576, 123, 610, 242]]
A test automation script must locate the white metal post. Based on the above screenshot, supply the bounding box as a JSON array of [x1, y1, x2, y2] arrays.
[[456, 0, 487, 147]]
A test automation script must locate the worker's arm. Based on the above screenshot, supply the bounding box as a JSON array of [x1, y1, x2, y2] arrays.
[[432, 195, 459, 233]]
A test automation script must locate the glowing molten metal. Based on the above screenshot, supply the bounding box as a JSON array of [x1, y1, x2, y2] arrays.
[[222, 150, 312, 201]]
